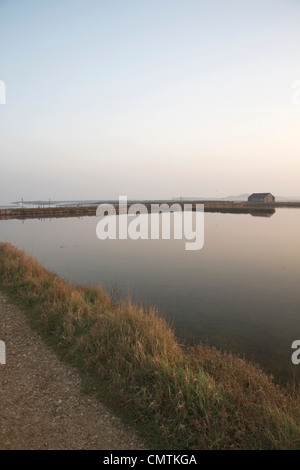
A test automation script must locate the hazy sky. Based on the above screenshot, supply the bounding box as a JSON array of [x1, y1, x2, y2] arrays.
[[0, 0, 299, 203]]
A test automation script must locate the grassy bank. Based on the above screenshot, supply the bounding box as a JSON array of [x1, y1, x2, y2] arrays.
[[0, 242, 300, 449]]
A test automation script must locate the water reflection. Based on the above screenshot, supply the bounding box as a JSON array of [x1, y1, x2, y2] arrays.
[[0, 209, 299, 383]]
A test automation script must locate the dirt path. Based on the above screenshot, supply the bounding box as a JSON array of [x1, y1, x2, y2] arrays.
[[0, 292, 145, 450]]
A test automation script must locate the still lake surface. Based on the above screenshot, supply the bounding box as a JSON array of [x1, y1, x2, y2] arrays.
[[1, 209, 300, 383]]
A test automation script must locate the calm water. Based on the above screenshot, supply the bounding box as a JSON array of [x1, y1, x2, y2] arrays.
[[1, 209, 300, 383]]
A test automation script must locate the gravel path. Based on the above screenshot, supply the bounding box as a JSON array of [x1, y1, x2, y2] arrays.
[[0, 292, 145, 450]]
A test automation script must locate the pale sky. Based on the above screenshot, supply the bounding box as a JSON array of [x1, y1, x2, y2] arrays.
[[0, 0, 300, 203]]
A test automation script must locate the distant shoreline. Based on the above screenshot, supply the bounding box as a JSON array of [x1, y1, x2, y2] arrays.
[[0, 200, 299, 220]]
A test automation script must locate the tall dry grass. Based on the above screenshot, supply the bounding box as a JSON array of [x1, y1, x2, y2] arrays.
[[0, 241, 300, 449]]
